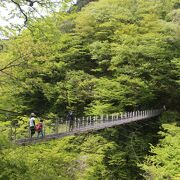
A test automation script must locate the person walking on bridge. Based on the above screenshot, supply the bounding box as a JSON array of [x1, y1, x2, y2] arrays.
[[67, 111, 74, 131], [36, 118, 44, 138], [29, 113, 36, 137]]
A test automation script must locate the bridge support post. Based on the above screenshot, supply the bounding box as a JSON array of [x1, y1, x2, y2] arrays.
[[89, 116, 92, 126], [97, 116, 99, 124], [101, 115, 103, 123], [94, 116, 97, 125], [9, 124, 13, 140], [77, 117, 79, 129], [82, 117, 85, 127], [14, 125, 17, 140], [116, 113, 119, 121], [77, 118, 79, 128], [92, 116, 95, 126], [96, 116, 99, 124], [28, 125, 31, 138], [106, 114, 109, 122], [66, 120, 68, 132], [112, 114, 114, 122], [123, 112, 125, 119], [74, 117, 76, 129], [55, 118, 59, 134], [86, 117, 89, 128], [78, 118, 81, 128]]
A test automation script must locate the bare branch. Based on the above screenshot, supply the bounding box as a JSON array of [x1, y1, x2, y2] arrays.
[[0, 56, 21, 72], [10, 0, 28, 26], [0, 53, 30, 73]]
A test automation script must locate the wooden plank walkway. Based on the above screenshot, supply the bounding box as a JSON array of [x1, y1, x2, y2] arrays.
[[16, 109, 162, 145]]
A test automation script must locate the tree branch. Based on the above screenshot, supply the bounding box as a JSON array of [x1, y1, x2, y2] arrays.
[[10, 0, 28, 25], [0, 57, 21, 72]]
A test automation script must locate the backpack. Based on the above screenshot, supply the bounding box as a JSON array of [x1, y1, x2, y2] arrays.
[[35, 123, 42, 132]]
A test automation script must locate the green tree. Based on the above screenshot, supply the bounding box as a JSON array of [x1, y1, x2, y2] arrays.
[[140, 123, 180, 179]]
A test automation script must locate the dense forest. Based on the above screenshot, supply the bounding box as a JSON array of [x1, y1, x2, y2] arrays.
[[0, 0, 179, 179]]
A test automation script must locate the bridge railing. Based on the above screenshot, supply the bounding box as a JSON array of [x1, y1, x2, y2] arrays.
[[9, 109, 162, 140]]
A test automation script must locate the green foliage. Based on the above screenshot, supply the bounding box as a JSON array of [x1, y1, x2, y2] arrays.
[[0, 0, 180, 179], [139, 123, 180, 180], [1, 0, 179, 114]]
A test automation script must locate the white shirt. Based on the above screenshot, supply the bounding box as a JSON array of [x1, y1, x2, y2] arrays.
[[29, 117, 35, 127]]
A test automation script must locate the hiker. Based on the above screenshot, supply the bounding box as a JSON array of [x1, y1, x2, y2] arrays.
[[29, 113, 36, 137], [35, 118, 44, 138], [67, 111, 74, 131], [163, 105, 166, 111]]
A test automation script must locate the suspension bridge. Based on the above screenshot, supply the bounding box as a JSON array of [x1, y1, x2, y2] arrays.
[[5, 109, 162, 145]]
